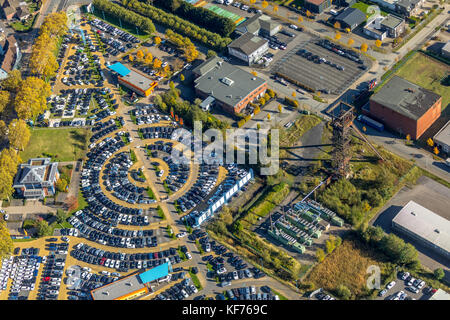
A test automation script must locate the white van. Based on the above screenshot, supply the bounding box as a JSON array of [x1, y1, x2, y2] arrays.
[[330, 9, 338, 16]]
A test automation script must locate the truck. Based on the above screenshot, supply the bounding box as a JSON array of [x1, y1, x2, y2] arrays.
[[357, 115, 384, 132]]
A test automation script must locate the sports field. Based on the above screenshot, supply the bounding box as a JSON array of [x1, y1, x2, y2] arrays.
[[207, 5, 246, 25]]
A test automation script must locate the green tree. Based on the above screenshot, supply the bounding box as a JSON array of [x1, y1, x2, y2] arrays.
[[206, 50, 217, 59], [325, 235, 337, 254], [56, 209, 68, 225], [316, 248, 325, 262], [434, 268, 445, 280], [336, 284, 351, 300], [35, 219, 51, 237]]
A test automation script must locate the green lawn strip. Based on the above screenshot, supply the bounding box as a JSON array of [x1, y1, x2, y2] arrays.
[[146, 187, 156, 200], [271, 289, 288, 300], [189, 269, 203, 290], [178, 247, 187, 261], [156, 205, 166, 220]]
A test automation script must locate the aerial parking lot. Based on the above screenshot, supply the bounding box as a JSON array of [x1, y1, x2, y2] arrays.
[[271, 37, 371, 95]]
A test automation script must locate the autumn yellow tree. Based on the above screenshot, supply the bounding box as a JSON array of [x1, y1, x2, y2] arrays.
[[292, 91, 296, 97], [0, 90, 11, 114], [145, 53, 153, 64], [360, 43, 368, 52], [375, 39, 382, 47], [273, 5, 278, 12], [154, 36, 161, 45], [184, 45, 199, 63], [153, 58, 162, 69], [278, 104, 283, 113], [251, 71, 257, 76], [267, 113, 271, 120], [345, 27, 351, 33], [298, 16, 303, 23], [180, 74, 185, 82], [334, 21, 341, 29], [136, 50, 144, 60], [8, 119, 30, 151], [335, 32, 341, 40], [348, 38, 354, 46], [129, 55, 134, 62], [1, 70, 22, 93], [426, 138, 434, 147], [433, 146, 439, 155], [14, 77, 51, 120], [261, 1, 269, 9]]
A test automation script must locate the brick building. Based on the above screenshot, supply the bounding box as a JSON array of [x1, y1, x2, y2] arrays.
[[368, 76, 442, 139], [193, 56, 267, 115]]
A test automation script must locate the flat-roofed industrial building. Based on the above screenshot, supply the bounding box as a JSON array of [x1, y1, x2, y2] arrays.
[[392, 200, 450, 260], [108, 62, 157, 97]]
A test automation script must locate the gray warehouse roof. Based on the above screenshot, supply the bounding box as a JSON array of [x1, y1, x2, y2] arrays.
[[228, 32, 268, 56], [433, 120, 450, 148], [194, 57, 266, 108], [380, 14, 404, 29], [430, 289, 450, 300], [119, 69, 154, 92], [235, 13, 262, 35], [370, 76, 441, 121], [91, 272, 145, 300], [392, 200, 450, 256]]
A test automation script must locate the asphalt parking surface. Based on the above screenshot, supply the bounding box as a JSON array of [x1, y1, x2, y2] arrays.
[[271, 39, 369, 95]]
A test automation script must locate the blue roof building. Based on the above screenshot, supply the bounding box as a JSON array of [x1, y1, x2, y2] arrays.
[[138, 262, 171, 284], [108, 62, 131, 77]]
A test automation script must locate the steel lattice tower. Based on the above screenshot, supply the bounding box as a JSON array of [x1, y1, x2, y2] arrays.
[[329, 102, 355, 178]]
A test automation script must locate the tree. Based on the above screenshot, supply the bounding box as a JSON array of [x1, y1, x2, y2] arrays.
[[434, 268, 445, 280], [336, 284, 351, 300], [347, 38, 354, 46], [427, 138, 434, 147], [360, 43, 368, 52], [406, 134, 411, 142], [261, 1, 268, 9], [56, 178, 68, 192], [273, 5, 278, 12], [334, 21, 341, 29], [267, 113, 271, 120], [251, 71, 257, 76], [56, 209, 68, 225], [8, 119, 30, 151], [35, 218, 51, 237], [1, 70, 22, 92], [0, 220, 13, 259], [0, 120, 7, 139], [206, 50, 217, 59], [298, 16, 303, 23], [335, 32, 341, 40], [0, 90, 10, 114], [306, 10, 311, 18], [316, 248, 325, 262], [145, 52, 153, 64], [345, 27, 351, 33], [129, 55, 134, 62], [153, 58, 162, 68], [375, 39, 382, 47], [180, 74, 185, 82], [278, 104, 283, 113], [136, 49, 144, 60], [433, 146, 439, 155], [325, 235, 336, 254], [14, 77, 51, 120], [154, 36, 162, 45]]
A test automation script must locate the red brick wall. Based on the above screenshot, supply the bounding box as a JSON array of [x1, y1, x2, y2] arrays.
[[369, 97, 442, 139]]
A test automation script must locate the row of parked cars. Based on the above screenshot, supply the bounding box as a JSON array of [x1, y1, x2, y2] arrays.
[[154, 277, 198, 300], [67, 267, 120, 300], [224, 286, 279, 300], [162, 155, 190, 193], [140, 126, 175, 139], [297, 48, 345, 71], [316, 39, 363, 64], [90, 18, 139, 45], [36, 243, 68, 300], [71, 243, 182, 273], [176, 163, 219, 213]]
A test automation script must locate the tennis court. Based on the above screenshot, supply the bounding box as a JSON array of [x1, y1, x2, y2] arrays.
[[207, 5, 246, 25]]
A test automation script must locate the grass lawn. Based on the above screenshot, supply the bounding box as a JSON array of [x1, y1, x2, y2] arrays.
[[394, 52, 449, 111], [351, 2, 388, 17], [189, 269, 202, 290], [305, 237, 393, 299], [271, 289, 288, 300], [20, 128, 89, 162]]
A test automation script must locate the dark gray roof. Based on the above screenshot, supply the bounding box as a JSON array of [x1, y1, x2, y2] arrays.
[[235, 13, 262, 35], [370, 76, 442, 121], [396, 0, 421, 9], [194, 57, 266, 108], [91, 272, 145, 300], [259, 17, 280, 32], [228, 33, 267, 56], [192, 56, 222, 77], [335, 8, 366, 27], [380, 14, 404, 29]]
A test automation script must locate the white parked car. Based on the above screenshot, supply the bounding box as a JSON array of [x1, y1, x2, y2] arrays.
[[289, 24, 298, 30], [186, 252, 192, 260], [176, 232, 187, 238]]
